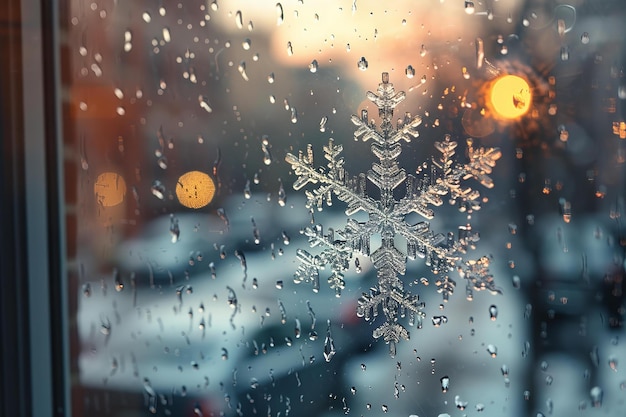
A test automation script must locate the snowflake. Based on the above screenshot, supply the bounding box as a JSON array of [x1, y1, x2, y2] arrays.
[[285, 72, 502, 356]]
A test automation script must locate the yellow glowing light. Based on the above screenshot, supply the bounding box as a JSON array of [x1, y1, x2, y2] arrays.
[[176, 171, 216, 209], [489, 75, 531, 120], [94, 172, 127, 207]]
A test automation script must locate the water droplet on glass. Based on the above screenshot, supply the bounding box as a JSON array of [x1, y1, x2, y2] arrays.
[[512, 275, 521, 289], [151, 180, 165, 199], [286, 41, 293, 56], [90, 63, 102, 77], [489, 304, 498, 320], [560, 46, 569, 61], [581, 32, 590, 44], [357, 56, 368, 71], [590, 386, 603, 407], [524, 304, 532, 319], [242, 38, 251, 50], [162, 27, 171, 43], [455, 395, 468, 410], [290, 107, 298, 123], [487, 344, 498, 357], [405, 65, 415, 79], [309, 59, 318, 73], [609, 356, 618, 371], [440, 376, 450, 392], [464, 1, 475, 14], [432, 316, 448, 327]]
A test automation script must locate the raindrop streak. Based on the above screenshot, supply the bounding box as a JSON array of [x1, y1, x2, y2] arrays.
[[319, 116, 327, 132], [170, 215, 180, 243], [217, 208, 230, 230], [261, 135, 272, 165], [235, 10, 243, 29], [357, 57, 368, 71], [281, 230, 290, 245], [250, 217, 260, 244], [276, 3, 284, 25], [243, 180, 251, 199], [294, 318, 301, 338], [278, 179, 287, 206], [306, 300, 317, 339], [198, 95, 212, 113], [475, 37, 484, 68], [278, 299, 287, 324], [238, 62, 249, 81], [323, 320, 336, 362]]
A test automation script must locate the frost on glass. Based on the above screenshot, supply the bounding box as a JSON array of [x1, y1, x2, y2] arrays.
[[286, 73, 502, 356]]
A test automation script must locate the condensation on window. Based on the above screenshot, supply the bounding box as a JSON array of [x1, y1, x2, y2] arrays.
[[63, 1, 625, 416]]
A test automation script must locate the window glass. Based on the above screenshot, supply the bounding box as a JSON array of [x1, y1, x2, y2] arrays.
[[62, 1, 625, 416]]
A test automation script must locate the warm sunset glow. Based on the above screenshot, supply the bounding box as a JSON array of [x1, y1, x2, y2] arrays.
[[176, 171, 216, 209], [94, 172, 127, 207], [489, 75, 531, 120]]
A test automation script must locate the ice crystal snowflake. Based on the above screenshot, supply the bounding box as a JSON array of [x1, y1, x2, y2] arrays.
[[285, 73, 502, 356]]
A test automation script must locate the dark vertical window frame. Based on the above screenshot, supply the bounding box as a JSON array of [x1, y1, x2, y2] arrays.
[[0, 0, 30, 416], [36, 0, 70, 415], [16, 0, 69, 415]]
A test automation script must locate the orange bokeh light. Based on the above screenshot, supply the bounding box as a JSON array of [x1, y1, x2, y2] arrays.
[[176, 171, 216, 209], [489, 75, 531, 120], [94, 172, 127, 207]]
